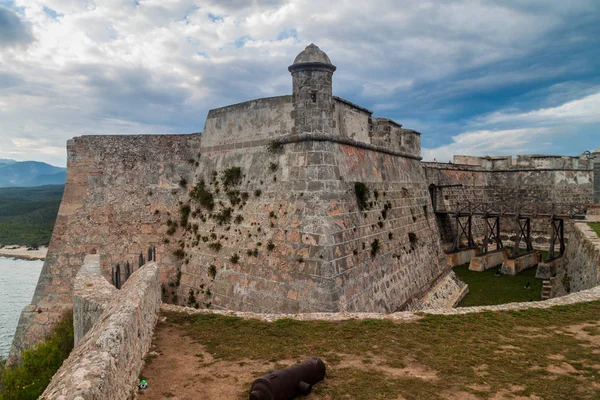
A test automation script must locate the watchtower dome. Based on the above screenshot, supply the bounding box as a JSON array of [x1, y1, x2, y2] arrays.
[[289, 44, 337, 135]]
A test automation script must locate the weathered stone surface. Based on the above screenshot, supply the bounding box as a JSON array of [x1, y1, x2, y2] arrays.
[[550, 220, 600, 296], [469, 249, 508, 272], [536, 258, 561, 280], [501, 251, 541, 276], [446, 248, 479, 267], [41, 262, 161, 400], [73, 254, 117, 345], [9, 134, 199, 362]]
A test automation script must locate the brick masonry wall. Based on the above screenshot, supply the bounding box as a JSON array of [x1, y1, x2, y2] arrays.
[[9, 134, 199, 363]]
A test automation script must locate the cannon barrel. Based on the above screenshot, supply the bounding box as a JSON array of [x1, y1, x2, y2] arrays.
[[249, 357, 326, 400]]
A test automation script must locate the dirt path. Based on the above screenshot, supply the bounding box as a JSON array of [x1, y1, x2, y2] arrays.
[[139, 309, 600, 400]]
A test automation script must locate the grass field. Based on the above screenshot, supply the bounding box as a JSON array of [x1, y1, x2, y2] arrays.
[[0, 185, 63, 247], [453, 263, 542, 307], [589, 222, 600, 237], [142, 302, 600, 399]]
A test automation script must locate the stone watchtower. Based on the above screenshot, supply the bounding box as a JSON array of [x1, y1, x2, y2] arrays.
[[288, 43, 337, 135]]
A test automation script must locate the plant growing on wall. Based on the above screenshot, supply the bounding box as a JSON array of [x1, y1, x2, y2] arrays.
[[213, 207, 233, 225], [266, 140, 283, 153], [208, 242, 222, 252], [180, 204, 191, 227], [371, 239, 381, 257], [190, 180, 214, 210], [222, 166, 242, 187], [354, 182, 370, 211], [408, 232, 418, 248], [208, 264, 217, 279], [173, 249, 185, 259]]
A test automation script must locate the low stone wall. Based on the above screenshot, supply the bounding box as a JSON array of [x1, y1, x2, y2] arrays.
[[160, 282, 600, 321], [73, 254, 118, 345], [551, 221, 600, 297], [41, 261, 161, 400]]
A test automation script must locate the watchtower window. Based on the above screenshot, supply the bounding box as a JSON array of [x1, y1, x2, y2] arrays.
[[310, 91, 317, 102]]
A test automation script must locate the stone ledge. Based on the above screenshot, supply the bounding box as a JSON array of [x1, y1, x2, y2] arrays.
[[161, 283, 600, 321]]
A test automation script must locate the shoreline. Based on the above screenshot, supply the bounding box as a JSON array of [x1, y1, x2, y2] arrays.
[[0, 246, 48, 261]]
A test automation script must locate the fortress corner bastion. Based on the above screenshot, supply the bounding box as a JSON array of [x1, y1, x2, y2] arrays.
[[9, 44, 598, 364]]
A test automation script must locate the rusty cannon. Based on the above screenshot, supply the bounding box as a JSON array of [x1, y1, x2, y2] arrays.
[[249, 357, 326, 400]]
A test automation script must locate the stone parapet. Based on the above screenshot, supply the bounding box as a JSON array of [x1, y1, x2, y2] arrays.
[[41, 261, 161, 400], [73, 254, 118, 345]]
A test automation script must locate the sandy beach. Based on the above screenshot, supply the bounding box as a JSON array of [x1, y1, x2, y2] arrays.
[[0, 246, 48, 260]]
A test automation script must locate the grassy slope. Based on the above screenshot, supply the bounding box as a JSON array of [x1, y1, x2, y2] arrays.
[[589, 222, 600, 237], [0, 185, 64, 247], [154, 302, 600, 399]]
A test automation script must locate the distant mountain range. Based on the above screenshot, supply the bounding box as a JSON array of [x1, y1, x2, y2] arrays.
[[0, 159, 66, 187]]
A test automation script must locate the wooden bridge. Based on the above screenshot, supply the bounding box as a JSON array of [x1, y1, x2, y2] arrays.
[[429, 184, 588, 261]]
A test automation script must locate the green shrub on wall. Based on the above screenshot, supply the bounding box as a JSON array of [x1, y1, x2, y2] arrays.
[[0, 311, 74, 400]]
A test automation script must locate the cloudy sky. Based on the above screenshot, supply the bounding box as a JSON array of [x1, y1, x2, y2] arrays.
[[0, 0, 599, 166]]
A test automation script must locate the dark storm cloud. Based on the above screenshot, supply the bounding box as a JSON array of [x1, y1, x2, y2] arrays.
[[0, 6, 33, 48]]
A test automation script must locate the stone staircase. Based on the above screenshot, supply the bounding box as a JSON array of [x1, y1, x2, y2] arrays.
[[541, 279, 553, 300]]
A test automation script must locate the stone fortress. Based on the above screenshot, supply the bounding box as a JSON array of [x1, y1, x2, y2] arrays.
[[9, 44, 600, 370]]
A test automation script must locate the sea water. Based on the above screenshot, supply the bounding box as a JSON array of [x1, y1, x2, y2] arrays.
[[0, 257, 43, 359]]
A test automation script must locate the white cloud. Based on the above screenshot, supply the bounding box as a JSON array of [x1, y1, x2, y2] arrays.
[[0, 0, 597, 166], [422, 90, 600, 161], [483, 92, 600, 125], [422, 128, 552, 162]]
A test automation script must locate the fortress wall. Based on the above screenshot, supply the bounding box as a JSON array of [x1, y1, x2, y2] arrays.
[[41, 261, 161, 400], [173, 137, 459, 314], [334, 97, 372, 143], [423, 162, 593, 250], [329, 144, 460, 311], [550, 222, 600, 297], [9, 134, 199, 363], [202, 95, 294, 147], [594, 150, 600, 204]]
